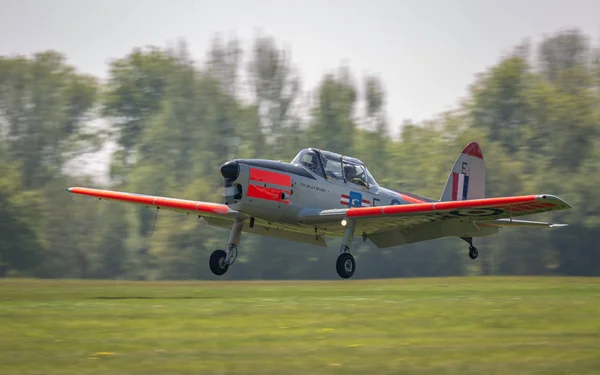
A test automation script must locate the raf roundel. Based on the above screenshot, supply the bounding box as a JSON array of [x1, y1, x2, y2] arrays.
[[449, 208, 504, 217]]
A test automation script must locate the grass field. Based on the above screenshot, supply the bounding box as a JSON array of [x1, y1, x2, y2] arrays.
[[1, 277, 599, 375]]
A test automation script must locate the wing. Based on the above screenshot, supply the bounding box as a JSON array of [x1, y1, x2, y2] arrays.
[[67, 187, 327, 246], [299, 194, 571, 247], [67, 187, 239, 219]]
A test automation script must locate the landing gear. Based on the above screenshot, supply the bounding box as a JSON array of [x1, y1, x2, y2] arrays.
[[209, 218, 243, 276], [462, 237, 479, 260], [469, 246, 479, 260], [336, 219, 357, 279]]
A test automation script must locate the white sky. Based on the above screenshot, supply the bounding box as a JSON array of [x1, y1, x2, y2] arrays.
[[2, 0, 599, 131]]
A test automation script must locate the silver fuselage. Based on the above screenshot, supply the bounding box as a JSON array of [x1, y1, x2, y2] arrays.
[[222, 158, 432, 234]]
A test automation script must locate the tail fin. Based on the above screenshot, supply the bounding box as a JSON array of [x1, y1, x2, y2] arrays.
[[440, 142, 485, 201]]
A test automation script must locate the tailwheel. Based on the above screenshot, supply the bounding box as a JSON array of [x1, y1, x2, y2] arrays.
[[469, 246, 479, 260], [336, 252, 356, 279], [209, 249, 229, 276]]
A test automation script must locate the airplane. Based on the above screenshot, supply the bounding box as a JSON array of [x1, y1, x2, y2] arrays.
[[67, 142, 571, 279]]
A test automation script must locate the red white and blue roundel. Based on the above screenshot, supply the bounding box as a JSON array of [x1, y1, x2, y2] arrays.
[[449, 208, 503, 217], [341, 192, 371, 207]]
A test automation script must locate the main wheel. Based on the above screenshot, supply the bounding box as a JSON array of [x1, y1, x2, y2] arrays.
[[209, 249, 229, 276], [469, 246, 479, 260], [336, 253, 356, 279]]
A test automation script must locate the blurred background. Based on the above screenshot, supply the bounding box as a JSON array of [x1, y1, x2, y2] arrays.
[[1, 0, 598, 280]]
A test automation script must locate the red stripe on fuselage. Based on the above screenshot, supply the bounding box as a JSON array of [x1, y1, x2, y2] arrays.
[[247, 184, 291, 204], [249, 168, 291, 187]]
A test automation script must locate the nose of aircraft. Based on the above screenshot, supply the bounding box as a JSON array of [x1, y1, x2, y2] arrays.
[[220, 160, 240, 180]]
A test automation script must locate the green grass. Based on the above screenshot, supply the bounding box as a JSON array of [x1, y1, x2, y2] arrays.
[[1, 277, 599, 375]]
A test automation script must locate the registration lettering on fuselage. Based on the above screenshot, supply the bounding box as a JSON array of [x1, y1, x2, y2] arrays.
[[299, 182, 326, 192]]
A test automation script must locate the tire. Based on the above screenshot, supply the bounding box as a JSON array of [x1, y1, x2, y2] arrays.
[[469, 246, 479, 260], [336, 253, 356, 279], [209, 249, 229, 276]]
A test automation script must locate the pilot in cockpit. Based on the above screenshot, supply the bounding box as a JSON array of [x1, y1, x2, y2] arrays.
[[344, 165, 356, 181], [301, 151, 322, 176], [310, 153, 323, 174], [345, 164, 368, 188]]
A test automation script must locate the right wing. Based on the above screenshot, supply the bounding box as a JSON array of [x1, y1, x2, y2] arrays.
[[300, 194, 570, 229], [67, 187, 240, 220], [298, 194, 571, 247]]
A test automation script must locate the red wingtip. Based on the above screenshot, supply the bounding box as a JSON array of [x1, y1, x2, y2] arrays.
[[462, 142, 483, 159]]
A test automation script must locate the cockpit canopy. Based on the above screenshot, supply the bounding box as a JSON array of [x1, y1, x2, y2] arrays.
[[291, 148, 378, 188]]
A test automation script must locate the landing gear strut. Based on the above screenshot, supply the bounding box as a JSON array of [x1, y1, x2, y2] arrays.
[[209, 218, 244, 276], [336, 219, 357, 279], [462, 237, 479, 260]]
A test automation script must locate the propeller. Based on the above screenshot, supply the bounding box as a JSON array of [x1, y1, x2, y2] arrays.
[[220, 136, 242, 204]]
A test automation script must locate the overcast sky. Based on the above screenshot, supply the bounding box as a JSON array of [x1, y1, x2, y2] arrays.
[[1, 0, 599, 134]]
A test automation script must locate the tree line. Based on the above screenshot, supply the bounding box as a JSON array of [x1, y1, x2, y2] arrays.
[[1, 28, 599, 279]]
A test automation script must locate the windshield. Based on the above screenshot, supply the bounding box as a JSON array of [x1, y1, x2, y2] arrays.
[[292, 148, 378, 187], [319, 153, 344, 180], [361, 164, 377, 187], [343, 161, 374, 188], [291, 149, 325, 178]]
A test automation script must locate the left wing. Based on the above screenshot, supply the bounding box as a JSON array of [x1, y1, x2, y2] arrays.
[[67, 187, 240, 219]]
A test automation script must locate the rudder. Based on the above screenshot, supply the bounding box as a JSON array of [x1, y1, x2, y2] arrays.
[[440, 142, 485, 201]]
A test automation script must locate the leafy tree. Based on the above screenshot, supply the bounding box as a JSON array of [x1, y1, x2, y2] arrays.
[[0, 163, 43, 276], [2, 28, 600, 279], [307, 66, 358, 154], [247, 34, 301, 159], [0, 51, 99, 189], [538, 29, 590, 84], [103, 46, 175, 176]]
